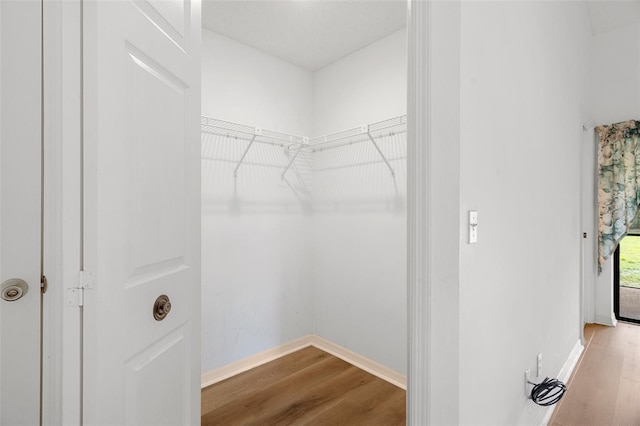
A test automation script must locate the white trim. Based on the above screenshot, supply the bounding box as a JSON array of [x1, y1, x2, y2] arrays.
[[537, 339, 584, 426], [594, 314, 617, 327], [201, 335, 407, 391], [407, 1, 461, 424], [42, 0, 64, 423], [311, 335, 406, 390], [516, 339, 585, 425], [557, 339, 585, 386], [406, 0, 432, 423], [201, 335, 315, 389], [58, 1, 83, 424]]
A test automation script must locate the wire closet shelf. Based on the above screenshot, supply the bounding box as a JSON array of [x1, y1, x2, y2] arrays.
[[201, 114, 407, 178]]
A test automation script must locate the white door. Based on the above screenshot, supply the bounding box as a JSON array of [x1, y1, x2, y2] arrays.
[[0, 1, 42, 424], [82, 1, 201, 424]]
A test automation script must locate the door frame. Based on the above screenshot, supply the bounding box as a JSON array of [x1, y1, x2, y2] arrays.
[[44, 0, 451, 424], [406, 1, 461, 424], [42, 0, 83, 424], [614, 244, 622, 321]]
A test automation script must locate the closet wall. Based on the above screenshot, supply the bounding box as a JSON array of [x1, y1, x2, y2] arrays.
[[311, 29, 408, 374], [201, 31, 313, 134], [201, 29, 314, 372], [201, 27, 407, 375]]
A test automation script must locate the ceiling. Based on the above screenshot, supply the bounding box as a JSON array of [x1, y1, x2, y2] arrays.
[[586, 0, 640, 35], [201, 1, 640, 71], [201, 0, 407, 71]]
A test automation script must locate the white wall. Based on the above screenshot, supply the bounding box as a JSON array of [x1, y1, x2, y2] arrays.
[[590, 22, 640, 326], [201, 29, 315, 372], [458, 2, 592, 423], [592, 23, 640, 125], [202, 30, 312, 135], [312, 29, 407, 135], [311, 29, 407, 374]]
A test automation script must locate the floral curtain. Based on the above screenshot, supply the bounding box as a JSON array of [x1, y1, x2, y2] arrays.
[[597, 120, 640, 272]]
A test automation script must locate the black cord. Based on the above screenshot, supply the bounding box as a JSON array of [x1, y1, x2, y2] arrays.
[[530, 377, 566, 406]]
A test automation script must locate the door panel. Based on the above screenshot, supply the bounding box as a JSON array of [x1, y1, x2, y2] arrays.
[[0, 1, 42, 424], [124, 325, 190, 425], [82, 1, 200, 424]]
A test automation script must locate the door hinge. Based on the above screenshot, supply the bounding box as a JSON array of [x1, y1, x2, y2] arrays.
[[66, 270, 94, 307], [41, 275, 48, 294]]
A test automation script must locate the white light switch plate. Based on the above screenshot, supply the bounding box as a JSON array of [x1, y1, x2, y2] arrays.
[[469, 210, 478, 244]]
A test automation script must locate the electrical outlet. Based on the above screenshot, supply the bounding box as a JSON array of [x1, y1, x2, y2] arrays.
[[537, 353, 543, 377], [524, 369, 531, 397]]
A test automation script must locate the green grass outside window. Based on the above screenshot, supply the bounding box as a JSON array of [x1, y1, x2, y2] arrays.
[[620, 236, 640, 288]]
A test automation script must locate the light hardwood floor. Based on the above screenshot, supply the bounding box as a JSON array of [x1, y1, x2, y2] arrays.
[[550, 322, 640, 426], [201, 346, 406, 425]]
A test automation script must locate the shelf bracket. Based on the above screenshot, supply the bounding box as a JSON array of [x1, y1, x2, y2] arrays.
[[281, 146, 302, 180], [281, 138, 308, 180], [365, 129, 395, 177], [233, 130, 261, 177]]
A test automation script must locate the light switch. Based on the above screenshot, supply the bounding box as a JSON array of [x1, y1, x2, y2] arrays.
[[469, 210, 478, 244]]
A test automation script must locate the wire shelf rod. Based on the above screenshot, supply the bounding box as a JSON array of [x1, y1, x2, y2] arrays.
[[201, 129, 286, 147], [310, 129, 404, 153], [309, 125, 407, 147], [201, 157, 289, 170], [308, 115, 407, 150], [311, 155, 406, 173], [201, 115, 305, 146]]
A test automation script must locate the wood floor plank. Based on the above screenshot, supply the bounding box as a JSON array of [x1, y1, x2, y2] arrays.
[[255, 366, 377, 425], [583, 323, 598, 346], [551, 323, 640, 426], [201, 347, 406, 425], [619, 323, 640, 383], [308, 374, 405, 425], [612, 378, 640, 425], [201, 346, 329, 414], [551, 341, 623, 426], [590, 322, 632, 352], [203, 354, 354, 425]]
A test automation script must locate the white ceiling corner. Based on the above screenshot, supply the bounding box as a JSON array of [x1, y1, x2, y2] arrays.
[[201, 0, 407, 71]]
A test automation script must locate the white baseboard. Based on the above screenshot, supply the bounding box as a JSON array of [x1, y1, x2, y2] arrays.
[[536, 339, 584, 426], [310, 335, 406, 389], [201, 335, 315, 389], [517, 338, 584, 425], [594, 314, 617, 327], [201, 334, 407, 390]]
